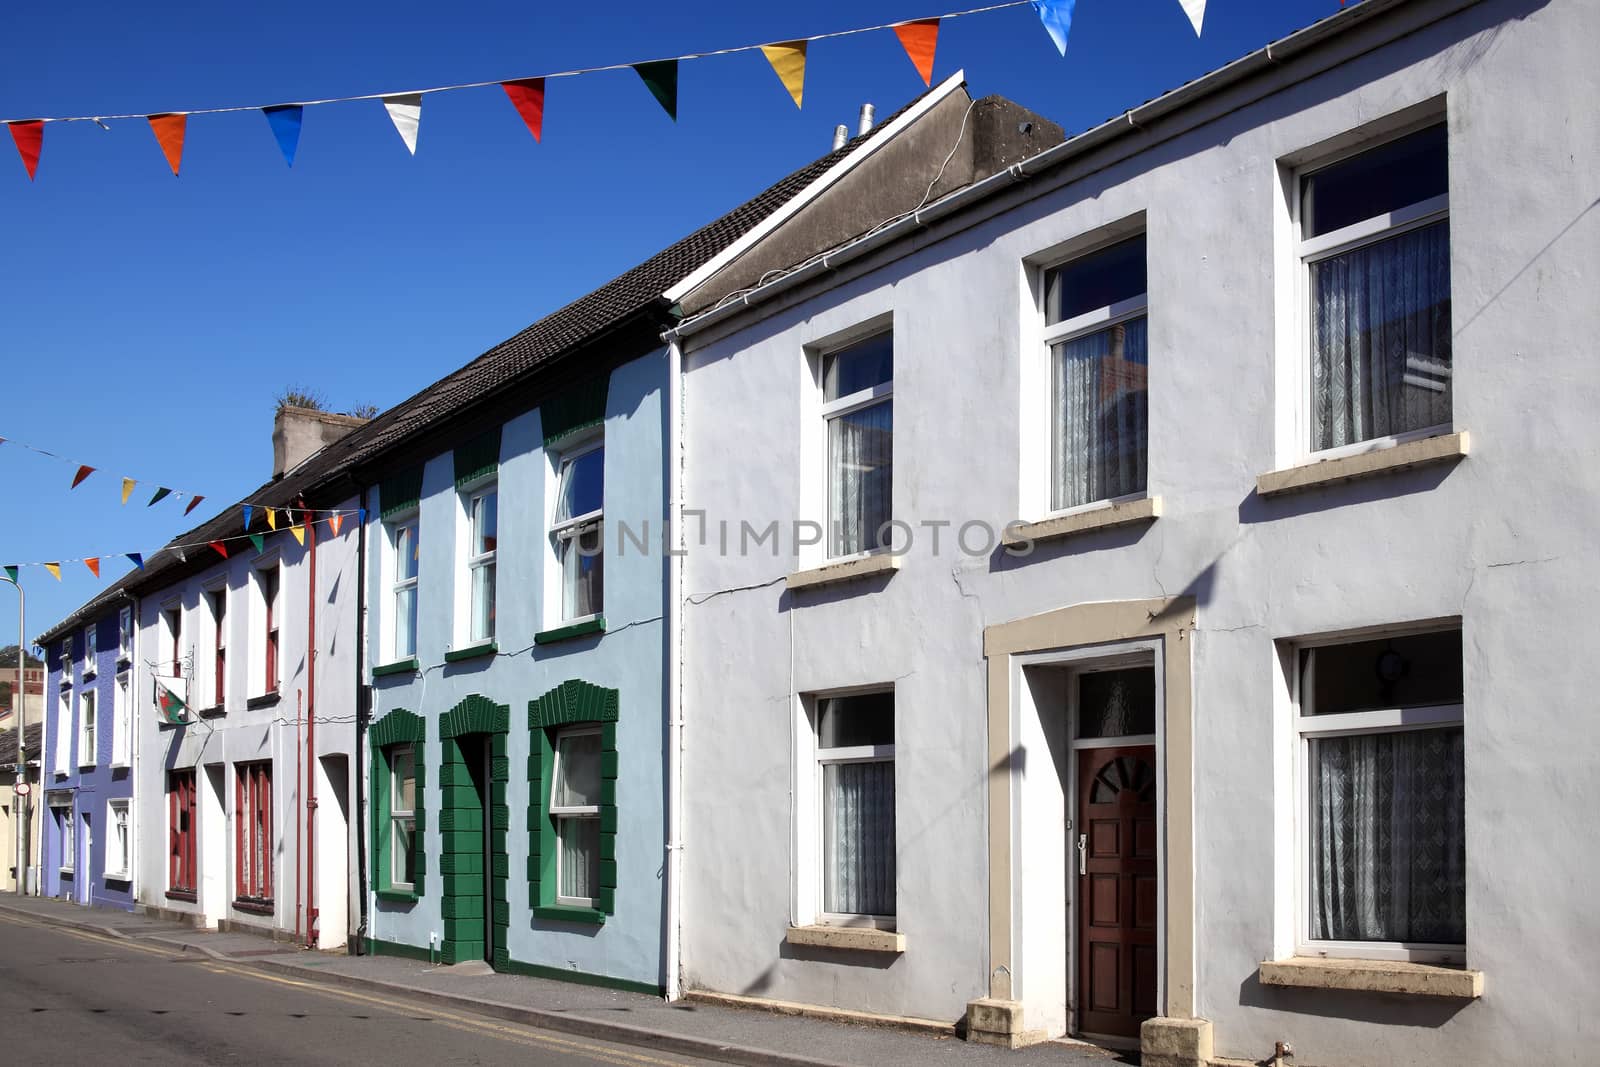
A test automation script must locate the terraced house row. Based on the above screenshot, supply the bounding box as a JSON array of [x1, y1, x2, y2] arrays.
[[29, 1, 1599, 1064]]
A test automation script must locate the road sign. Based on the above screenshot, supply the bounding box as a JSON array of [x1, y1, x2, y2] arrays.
[[13, 781, 30, 797]]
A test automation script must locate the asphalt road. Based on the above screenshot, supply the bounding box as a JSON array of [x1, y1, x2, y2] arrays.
[[0, 911, 720, 1066]]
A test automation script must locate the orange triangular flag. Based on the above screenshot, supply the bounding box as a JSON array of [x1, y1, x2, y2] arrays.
[[121, 477, 136, 504], [761, 42, 808, 109], [329, 513, 346, 537], [84, 557, 100, 578], [148, 113, 187, 176], [290, 524, 306, 546], [44, 563, 61, 581], [502, 79, 546, 143], [71, 465, 95, 489], [892, 20, 939, 86]]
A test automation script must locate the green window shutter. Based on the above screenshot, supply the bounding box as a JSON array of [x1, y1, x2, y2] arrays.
[[379, 467, 424, 520], [541, 376, 610, 447], [454, 428, 502, 488]]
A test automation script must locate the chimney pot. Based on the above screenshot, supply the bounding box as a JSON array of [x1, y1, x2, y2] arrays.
[[832, 124, 849, 150], [857, 103, 876, 136]]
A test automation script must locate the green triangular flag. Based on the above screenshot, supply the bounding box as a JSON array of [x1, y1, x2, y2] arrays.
[[632, 60, 678, 121], [2, 565, 17, 584], [155, 677, 188, 724], [249, 534, 265, 555], [148, 486, 172, 506]]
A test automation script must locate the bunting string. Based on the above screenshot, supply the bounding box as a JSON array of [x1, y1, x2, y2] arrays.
[[1, 0, 1206, 178]]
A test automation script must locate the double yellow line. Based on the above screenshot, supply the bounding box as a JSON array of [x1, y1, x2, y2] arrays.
[[0, 911, 697, 1067]]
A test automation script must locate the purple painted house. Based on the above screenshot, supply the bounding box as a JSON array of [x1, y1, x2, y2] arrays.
[[38, 592, 138, 911]]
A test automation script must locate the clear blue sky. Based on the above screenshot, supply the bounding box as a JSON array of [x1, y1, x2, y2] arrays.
[[1, 0, 1342, 643]]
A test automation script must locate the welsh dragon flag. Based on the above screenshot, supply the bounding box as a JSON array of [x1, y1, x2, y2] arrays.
[[154, 676, 188, 724]]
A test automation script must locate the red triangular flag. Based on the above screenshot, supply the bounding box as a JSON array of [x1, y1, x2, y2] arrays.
[[209, 541, 228, 559], [892, 20, 940, 86], [71, 464, 95, 489], [84, 557, 100, 578], [184, 495, 205, 516], [502, 79, 546, 143], [148, 113, 187, 176], [9, 121, 43, 181]]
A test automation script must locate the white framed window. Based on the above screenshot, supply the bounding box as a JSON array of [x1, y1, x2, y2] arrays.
[[250, 564, 281, 696], [812, 691, 896, 925], [107, 799, 131, 880], [162, 603, 183, 679], [78, 689, 96, 768], [1294, 627, 1464, 964], [209, 587, 228, 709], [551, 440, 604, 622], [821, 332, 893, 559], [1295, 122, 1450, 457], [1042, 235, 1148, 512], [461, 484, 497, 645], [112, 672, 131, 768], [389, 517, 420, 659], [117, 605, 132, 663], [389, 745, 417, 891], [83, 624, 98, 678], [51, 795, 74, 873], [52, 686, 69, 776], [550, 727, 602, 906]]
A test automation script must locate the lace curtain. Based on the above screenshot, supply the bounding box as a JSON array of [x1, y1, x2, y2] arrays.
[[1053, 317, 1148, 511], [1310, 221, 1452, 451], [824, 761, 896, 916], [1309, 727, 1465, 944], [829, 400, 893, 556]]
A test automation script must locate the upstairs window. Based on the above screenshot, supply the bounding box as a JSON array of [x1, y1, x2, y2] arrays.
[[464, 485, 497, 644], [390, 518, 419, 659], [262, 567, 280, 694], [117, 606, 132, 663], [83, 624, 98, 677], [78, 689, 96, 768], [552, 442, 604, 621], [822, 333, 894, 558], [164, 606, 183, 678], [1043, 235, 1148, 511], [112, 673, 131, 767], [210, 589, 227, 709], [1299, 124, 1450, 453]]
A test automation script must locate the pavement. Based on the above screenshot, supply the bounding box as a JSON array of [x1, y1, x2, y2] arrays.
[[0, 892, 1132, 1066]]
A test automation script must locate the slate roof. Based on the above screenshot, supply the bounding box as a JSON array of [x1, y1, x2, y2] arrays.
[[0, 720, 42, 767], [35, 90, 932, 645]]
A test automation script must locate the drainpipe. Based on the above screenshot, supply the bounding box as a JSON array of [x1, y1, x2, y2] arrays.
[[295, 687, 302, 942], [303, 499, 319, 949], [663, 339, 685, 1000], [353, 484, 370, 953]]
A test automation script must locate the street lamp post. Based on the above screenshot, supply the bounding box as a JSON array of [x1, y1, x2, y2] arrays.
[[1, 574, 27, 896]]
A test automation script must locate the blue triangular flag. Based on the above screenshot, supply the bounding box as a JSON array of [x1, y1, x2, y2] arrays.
[[126, 553, 145, 570], [358, 508, 367, 525], [1033, 0, 1076, 55], [263, 105, 303, 167], [243, 505, 254, 529]]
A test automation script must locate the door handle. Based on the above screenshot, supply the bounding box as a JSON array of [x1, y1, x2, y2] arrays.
[[1077, 833, 1087, 876]]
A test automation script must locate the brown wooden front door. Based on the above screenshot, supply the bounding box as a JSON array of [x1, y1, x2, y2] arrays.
[[1075, 744, 1158, 1038]]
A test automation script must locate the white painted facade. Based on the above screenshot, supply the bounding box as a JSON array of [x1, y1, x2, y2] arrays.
[[675, 0, 1600, 1063], [132, 495, 360, 949]]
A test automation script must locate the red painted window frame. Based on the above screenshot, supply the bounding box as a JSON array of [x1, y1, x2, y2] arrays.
[[168, 769, 198, 898], [235, 762, 272, 904], [263, 568, 280, 694], [211, 590, 226, 708]]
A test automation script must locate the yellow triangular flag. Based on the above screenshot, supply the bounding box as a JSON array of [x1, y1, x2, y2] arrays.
[[45, 562, 61, 581], [761, 41, 807, 109], [121, 477, 136, 504], [266, 507, 277, 530], [290, 524, 306, 546]]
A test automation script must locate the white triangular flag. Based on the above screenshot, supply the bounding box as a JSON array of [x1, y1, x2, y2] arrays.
[[1178, 0, 1205, 36], [383, 93, 422, 154]]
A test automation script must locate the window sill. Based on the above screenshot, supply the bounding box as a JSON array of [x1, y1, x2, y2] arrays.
[[371, 658, 419, 678], [246, 692, 281, 710], [197, 704, 226, 718], [535, 616, 606, 645], [1257, 431, 1469, 498], [787, 553, 900, 592], [105, 872, 131, 884], [81, 671, 96, 682], [233, 897, 275, 916], [165, 889, 197, 903], [1003, 496, 1161, 549], [110, 761, 130, 771], [444, 642, 497, 664], [786, 924, 905, 953], [376, 887, 420, 904], [533, 904, 606, 926], [77, 764, 96, 771], [1258, 956, 1482, 998]]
